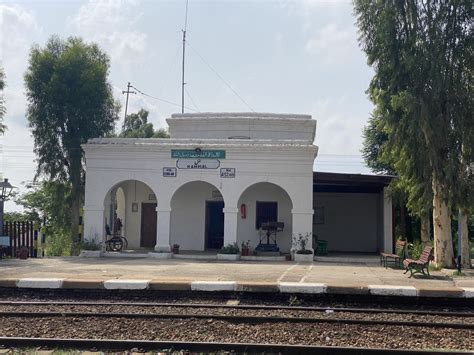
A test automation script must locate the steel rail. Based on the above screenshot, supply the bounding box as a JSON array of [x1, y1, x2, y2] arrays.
[[0, 337, 471, 355], [0, 300, 472, 318], [0, 311, 472, 330]]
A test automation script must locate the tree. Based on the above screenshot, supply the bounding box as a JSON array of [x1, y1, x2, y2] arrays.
[[362, 108, 433, 246], [0, 67, 6, 134], [16, 181, 72, 256], [24, 36, 120, 255], [354, 1, 473, 267], [119, 109, 170, 138]]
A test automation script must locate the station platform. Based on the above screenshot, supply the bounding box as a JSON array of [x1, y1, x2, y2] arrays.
[[0, 257, 473, 298]]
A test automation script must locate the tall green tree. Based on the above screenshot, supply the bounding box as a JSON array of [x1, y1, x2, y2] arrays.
[[24, 36, 120, 255], [119, 109, 170, 138], [0, 67, 6, 134], [354, 0, 473, 267], [362, 108, 433, 246]]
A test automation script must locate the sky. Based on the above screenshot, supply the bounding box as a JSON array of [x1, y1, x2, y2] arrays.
[[0, 0, 375, 211]]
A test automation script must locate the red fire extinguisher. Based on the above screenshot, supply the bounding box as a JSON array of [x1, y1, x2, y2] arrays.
[[240, 204, 246, 219]]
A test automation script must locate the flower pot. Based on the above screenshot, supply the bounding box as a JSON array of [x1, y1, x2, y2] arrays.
[[294, 253, 314, 263], [241, 248, 250, 256], [217, 253, 240, 261], [80, 250, 102, 258], [172, 247, 180, 254], [15, 247, 29, 260]]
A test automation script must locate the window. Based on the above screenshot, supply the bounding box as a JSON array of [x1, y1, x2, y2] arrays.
[[256, 201, 278, 229]]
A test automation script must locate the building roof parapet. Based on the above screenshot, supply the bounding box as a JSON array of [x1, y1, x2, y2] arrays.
[[85, 137, 315, 147], [169, 112, 312, 120]]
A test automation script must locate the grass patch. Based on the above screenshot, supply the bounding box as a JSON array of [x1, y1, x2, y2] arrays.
[[429, 264, 443, 271]]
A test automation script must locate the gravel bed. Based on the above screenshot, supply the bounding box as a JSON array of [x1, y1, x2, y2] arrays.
[[0, 316, 472, 350], [0, 304, 472, 325]]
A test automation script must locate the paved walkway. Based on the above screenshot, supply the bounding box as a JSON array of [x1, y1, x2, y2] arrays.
[[1, 257, 473, 296]]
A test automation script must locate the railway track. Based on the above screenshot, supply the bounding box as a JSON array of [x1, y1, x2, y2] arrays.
[[0, 300, 472, 317], [0, 300, 472, 352], [0, 337, 472, 355], [1, 310, 473, 329]]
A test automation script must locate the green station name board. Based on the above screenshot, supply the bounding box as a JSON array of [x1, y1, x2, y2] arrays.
[[171, 149, 226, 159]]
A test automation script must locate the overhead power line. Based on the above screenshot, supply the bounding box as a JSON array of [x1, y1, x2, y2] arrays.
[[186, 41, 255, 113], [185, 87, 200, 112], [131, 85, 198, 112]]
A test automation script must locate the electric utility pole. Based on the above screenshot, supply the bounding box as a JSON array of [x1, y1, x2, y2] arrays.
[[122, 82, 136, 122], [181, 0, 189, 114]]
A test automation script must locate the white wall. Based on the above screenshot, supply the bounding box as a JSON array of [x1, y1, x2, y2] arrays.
[[168, 113, 316, 142], [170, 181, 222, 251], [313, 192, 379, 252], [237, 183, 293, 253]]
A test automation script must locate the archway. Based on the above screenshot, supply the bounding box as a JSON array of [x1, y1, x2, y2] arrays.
[[237, 182, 293, 253], [170, 181, 224, 251], [103, 180, 157, 250]]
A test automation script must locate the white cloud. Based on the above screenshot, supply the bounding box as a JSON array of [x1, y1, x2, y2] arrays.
[[305, 23, 355, 64], [0, 4, 43, 118], [311, 97, 371, 173], [70, 0, 149, 70]]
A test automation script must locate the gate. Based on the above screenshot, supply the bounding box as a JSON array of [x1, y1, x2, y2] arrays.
[[2, 221, 40, 257]]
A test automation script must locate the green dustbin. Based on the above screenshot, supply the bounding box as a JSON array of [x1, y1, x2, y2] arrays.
[[316, 240, 328, 255]]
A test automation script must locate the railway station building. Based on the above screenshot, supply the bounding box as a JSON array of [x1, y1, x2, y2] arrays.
[[82, 113, 393, 256]]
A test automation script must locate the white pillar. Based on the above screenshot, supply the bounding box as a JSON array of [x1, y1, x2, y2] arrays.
[[83, 204, 105, 244], [223, 207, 239, 247], [382, 187, 393, 253], [155, 207, 171, 252], [291, 209, 314, 252]]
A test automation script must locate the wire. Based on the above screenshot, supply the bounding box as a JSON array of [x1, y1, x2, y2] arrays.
[[186, 41, 255, 112], [130, 85, 198, 112], [184, 87, 200, 112]]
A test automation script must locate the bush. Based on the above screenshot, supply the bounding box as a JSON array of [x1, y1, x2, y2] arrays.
[[45, 230, 72, 256], [81, 237, 101, 251], [220, 242, 240, 254], [408, 240, 424, 259]]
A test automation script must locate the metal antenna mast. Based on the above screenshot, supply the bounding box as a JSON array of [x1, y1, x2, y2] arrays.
[[122, 82, 136, 122], [181, 0, 189, 114]]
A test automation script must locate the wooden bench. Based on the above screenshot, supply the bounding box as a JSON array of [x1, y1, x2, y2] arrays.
[[403, 246, 433, 278], [380, 240, 406, 268]]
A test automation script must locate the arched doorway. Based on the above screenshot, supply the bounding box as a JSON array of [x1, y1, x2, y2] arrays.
[[170, 181, 224, 251], [237, 182, 293, 253], [104, 180, 157, 250]]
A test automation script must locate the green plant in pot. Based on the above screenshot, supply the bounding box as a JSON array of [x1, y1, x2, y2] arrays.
[[292, 233, 314, 263], [241, 240, 251, 256], [220, 242, 240, 254], [172, 244, 180, 254], [81, 238, 101, 251], [294, 233, 313, 254]]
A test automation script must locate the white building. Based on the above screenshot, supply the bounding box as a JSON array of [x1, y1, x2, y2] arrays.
[[82, 112, 393, 256]]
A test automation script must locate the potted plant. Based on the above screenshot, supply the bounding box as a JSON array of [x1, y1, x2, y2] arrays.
[[292, 233, 314, 263], [16, 247, 29, 260], [79, 237, 102, 258], [241, 240, 251, 256], [217, 242, 240, 261], [172, 244, 180, 254]]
